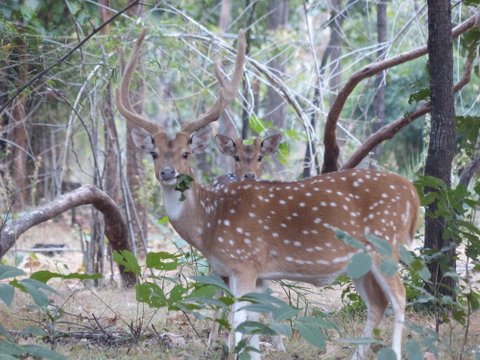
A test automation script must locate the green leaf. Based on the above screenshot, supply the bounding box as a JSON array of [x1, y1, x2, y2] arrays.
[[347, 252, 372, 279], [14, 279, 58, 308], [399, 246, 414, 266], [249, 115, 272, 134], [296, 322, 326, 349], [377, 347, 397, 360], [135, 282, 167, 308], [405, 341, 424, 360], [0, 342, 24, 356], [30, 270, 101, 283], [408, 88, 430, 104], [0, 353, 18, 360], [461, 28, 480, 54], [235, 321, 276, 336], [335, 229, 366, 250], [112, 250, 141, 275], [21, 326, 47, 337], [0, 284, 14, 307], [175, 174, 194, 201], [365, 233, 392, 257], [146, 251, 180, 271], [21, 345, 67, 360], [464, 0, 480, 5], [190, 275, 231, 295], [157, 216, 170, 225], [379, 259, 398, 277], [0, 265, 25, 280]]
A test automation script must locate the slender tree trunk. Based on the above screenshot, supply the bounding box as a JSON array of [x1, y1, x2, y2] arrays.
[[126, 1, 148, 254], [218, 0, 232, 32], [266, 0, 287, 129], [372, 0, 388, 162], [424, 0, 456, 298], [241, 0, 257, 140], [328, 0, 344, 98]]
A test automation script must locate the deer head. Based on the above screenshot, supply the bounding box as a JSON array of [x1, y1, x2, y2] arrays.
[[215, 134, 282, 180], [116, 29, 246, 187]]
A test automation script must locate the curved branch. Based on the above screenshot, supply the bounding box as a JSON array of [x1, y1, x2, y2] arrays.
[[0, 185, 136, 287], [322, 11, 479, 173], [342, 54, 476, 170], [459, 155, 480, 187]]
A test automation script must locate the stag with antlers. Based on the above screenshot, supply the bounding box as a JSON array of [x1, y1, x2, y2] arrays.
[[117, 29, 419, 360]]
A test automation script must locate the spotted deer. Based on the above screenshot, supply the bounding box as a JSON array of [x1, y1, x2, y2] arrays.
[[209, 133, 284, 350], [117, 30, 420, 360], [213, 133, 282, 185]]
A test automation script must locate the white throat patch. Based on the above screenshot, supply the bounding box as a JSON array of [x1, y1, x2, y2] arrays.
[[163, 187, 185, 220]]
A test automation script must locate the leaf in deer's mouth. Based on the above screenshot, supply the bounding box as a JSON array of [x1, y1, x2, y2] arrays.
[[175, 174, 194, 201]]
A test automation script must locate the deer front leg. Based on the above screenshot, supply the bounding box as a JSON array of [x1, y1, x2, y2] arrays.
[[230, 273, 260, 360]]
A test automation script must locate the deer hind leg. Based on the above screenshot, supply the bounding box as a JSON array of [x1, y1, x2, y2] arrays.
[[352, 272, 389, 360], [370, 266, 406, 360], [230, 274, 260, 360]]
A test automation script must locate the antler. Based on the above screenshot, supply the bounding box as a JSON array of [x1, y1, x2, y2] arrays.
[[116, 28, 163, 134], [181, 29, 246, 134]]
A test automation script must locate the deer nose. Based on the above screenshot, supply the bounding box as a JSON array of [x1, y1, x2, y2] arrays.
[[160, 166, 176, 181], [243, 172, 256, 180]]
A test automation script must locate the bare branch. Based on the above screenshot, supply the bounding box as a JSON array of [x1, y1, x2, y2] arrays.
[[322, 11, 479, 173], [342, 52, 476, 170], [0, 185, 136, 287]]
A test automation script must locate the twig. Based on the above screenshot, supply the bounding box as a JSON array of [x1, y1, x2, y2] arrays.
[[0, 0, 140, 116]]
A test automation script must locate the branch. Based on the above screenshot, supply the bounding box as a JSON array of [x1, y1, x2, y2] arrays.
[[0, 0, 140, 117], [322, 11, 479, 173], [0, 185, 136, 287], [459, 155, 480, 188], [342, 54, 476, 170]]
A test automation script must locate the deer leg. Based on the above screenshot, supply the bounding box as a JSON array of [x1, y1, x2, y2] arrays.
[[230, 273, 260, 360], [370, 266, 406, 360], [352, 272, 388, 360]]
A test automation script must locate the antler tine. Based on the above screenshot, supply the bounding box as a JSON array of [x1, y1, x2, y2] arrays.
[[116, 29, 163, 135], [181, 29, 246, 134]]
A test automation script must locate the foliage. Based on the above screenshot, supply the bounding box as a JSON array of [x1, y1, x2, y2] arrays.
[[112, 249, 340, 357], [0, 264, 99, 359]]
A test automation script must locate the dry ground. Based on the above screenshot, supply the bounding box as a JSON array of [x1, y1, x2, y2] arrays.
[[1, 215, 479, 359]]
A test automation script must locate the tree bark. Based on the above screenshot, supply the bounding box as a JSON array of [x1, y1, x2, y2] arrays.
[[126, 1, 148, 254], [0, 185, 136, 287], [371, 0, 388, 162], [266, 0, 288, 131], [424, 0, 456, 298]]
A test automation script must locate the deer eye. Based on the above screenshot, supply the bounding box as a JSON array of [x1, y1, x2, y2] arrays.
[[182, 152, 190, 159], [257, 155, 263, 162], [150, 152, 158, 160], [234, 155, 240, 162]]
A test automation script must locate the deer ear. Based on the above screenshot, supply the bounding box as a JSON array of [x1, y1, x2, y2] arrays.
[[261, 134, 282, 155], [131, 128, 155, 153], [215, 134, 236, 156], [190, 125, 211, 153]]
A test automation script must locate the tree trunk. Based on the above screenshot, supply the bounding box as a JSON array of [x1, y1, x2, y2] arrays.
[[266, 0, 287, 129], [126, 2, 148, 255], [328, 0, 344, 98], [371, 0, 388, 163], [424, 0, 456, 298], [0, 185, 136, 287]]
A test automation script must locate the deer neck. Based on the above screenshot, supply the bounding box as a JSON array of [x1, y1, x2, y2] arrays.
[[161, 178, 210, 251]]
